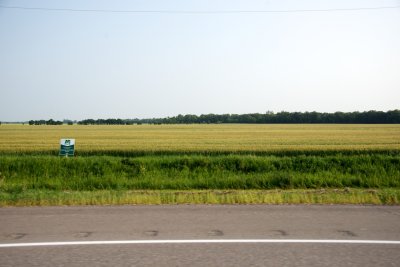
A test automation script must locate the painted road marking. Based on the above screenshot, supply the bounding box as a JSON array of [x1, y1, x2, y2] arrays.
[[1, 239, 400, 248]]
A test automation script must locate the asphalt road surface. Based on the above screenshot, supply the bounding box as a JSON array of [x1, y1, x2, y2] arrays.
[[1, 205, 399, 266]]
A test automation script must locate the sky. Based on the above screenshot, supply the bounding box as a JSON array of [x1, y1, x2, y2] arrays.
[[0, 0, 399, 121]]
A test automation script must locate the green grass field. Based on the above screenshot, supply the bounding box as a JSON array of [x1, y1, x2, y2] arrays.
[[0, 124, 399, 205]]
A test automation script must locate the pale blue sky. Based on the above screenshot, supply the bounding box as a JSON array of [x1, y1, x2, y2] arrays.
[[1, 0, 399, 121]]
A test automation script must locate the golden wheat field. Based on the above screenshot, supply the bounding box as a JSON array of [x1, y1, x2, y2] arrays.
[[0, 124, 399, 153]]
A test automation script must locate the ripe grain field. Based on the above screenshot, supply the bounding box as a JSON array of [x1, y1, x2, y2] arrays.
[[0, 124, 399, 206], [1, 124, 399, 154]]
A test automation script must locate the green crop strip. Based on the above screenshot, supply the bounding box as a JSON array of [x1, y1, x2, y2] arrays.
[[1, 154, 399, 192]]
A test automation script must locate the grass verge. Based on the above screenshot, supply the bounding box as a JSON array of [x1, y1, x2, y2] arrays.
[[1, 153, 399, 206], [0, 189, 399, 206], [1, 154, 399, 191]]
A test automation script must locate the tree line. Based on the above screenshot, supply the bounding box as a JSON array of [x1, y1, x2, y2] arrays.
[[77, 110, 400, 125], [28, 119, 63, 125]]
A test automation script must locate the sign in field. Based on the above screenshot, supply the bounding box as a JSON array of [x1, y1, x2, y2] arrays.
[[59, 139, 75, 157]]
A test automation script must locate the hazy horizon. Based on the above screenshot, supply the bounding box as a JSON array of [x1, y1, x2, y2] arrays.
[[1, 109, 398, 123], [1, 0, 399, 121]]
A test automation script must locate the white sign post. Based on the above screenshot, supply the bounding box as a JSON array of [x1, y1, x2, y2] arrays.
[[59, 139, 75, 157]]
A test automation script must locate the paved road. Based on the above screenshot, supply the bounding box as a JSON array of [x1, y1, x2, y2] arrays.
[[1, 205, 399, 266]]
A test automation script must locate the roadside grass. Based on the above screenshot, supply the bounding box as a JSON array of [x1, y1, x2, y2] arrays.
[[0, 189, 398, 206], [0, 153, 399, 206], [1, 154, 399, 192]]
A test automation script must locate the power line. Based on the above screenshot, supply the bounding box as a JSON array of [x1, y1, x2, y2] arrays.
[[0, 5, 399, 14]]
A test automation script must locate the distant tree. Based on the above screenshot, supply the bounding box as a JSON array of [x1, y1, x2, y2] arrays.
[[74, 110, 400, 125], [63, 119, 74, 125]]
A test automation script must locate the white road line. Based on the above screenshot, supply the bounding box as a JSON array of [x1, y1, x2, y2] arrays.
[[1, 239, 400, 248]]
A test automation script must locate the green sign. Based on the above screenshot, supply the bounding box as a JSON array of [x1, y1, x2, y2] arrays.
[[60, 139, 75, 157]]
